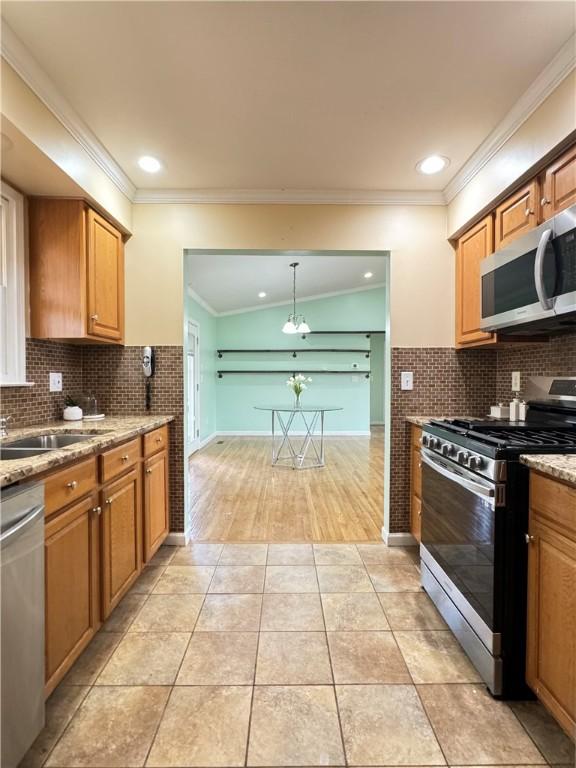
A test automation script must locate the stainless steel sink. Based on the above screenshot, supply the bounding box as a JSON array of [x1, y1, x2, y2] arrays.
[[6, 434, 99, 450], [0, 446, 54, 460]]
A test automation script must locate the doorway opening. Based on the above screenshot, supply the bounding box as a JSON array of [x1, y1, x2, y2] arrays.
[[183, 249, 391, 543]]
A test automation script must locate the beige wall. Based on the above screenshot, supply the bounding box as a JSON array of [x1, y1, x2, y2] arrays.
[[1, 62, 132, 231], [126, 203, 453, 348], [448, 71, 576, 237]]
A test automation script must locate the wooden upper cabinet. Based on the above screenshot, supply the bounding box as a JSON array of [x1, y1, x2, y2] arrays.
[[455, 215, 497, 347], [494, 180, 539, 250], [87, 209, 124, 341], [29, 198, 125, 344], [542, 144, 576, 218]]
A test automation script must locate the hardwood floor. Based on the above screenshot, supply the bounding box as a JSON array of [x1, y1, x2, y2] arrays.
[[188, 430, 384, 542]]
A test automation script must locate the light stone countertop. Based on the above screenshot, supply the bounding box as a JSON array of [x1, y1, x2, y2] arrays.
[[520, 454, 576, 486], [0, 415, 174, 488], [405, 416, 486, 428]]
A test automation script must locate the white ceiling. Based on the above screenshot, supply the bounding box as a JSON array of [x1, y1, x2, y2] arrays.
[[2, 1, 574, 195], [186, 253, 387, 314]]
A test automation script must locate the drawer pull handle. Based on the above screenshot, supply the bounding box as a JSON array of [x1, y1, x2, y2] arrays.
[[90, 314, 99, 321], [66, 480, 78, 490], [525, 208, 534, 217], [146, 468, 152, 475], [155, 437, 162, 443], [105, 498, 112, 506], [525, 533, 535, 544], [541, 197, 550, 206], [121, 454, 129, 462], [92, 506, 102, 516]]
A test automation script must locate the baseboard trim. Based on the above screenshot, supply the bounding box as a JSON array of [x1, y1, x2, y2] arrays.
[[199, 432, 218, 450], [214, 430, 371, 437], [382, 530, 418, 546], [370, 421, 386, 426], [164, 532, 187, 546]]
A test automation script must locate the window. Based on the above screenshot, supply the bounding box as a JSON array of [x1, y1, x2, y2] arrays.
[[0, 181, 26, 385]]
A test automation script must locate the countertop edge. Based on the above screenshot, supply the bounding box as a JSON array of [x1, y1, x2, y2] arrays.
[[0, 415, 175, 488], [520, 454, 576, 486]]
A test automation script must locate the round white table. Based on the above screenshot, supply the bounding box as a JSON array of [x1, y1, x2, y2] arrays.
[[254, 405, 343, 469]]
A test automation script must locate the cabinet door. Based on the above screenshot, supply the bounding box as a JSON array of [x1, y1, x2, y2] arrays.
[[86, 208, 124, 342], [542, 144, 576, 218], [410, 429, 422, 543], [143, 450, 170, 562], [101, 467, 142, 618], [526, 516, 576, 737], [494, 180, 539, 249], [45, 495, 100, 695], [455, 215, 496, 347]]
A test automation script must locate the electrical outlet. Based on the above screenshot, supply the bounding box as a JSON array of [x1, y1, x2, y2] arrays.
[[49, 372, 62, 392], [511, 371, 521, 391], [401, 371, 414, 391]]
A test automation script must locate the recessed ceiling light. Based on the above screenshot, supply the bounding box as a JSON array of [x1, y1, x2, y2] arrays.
[[258, 291, 267, 298], [364, 272, 373, 279], [138, 155, 162, 173], [416, 154, 449, 175]]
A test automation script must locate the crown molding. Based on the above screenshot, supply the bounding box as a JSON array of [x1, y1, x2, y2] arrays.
[[0, 21, 136, 201], [187, 282, 386, 317], [186, 286, 218, 316], [443, 33, 576, 203], [134, 188, 446, 205]]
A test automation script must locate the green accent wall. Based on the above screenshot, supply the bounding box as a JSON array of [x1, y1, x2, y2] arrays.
[[186, 287, 386, 436]]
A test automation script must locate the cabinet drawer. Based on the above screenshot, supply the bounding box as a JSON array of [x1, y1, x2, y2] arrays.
[[45, 457, 98, 516], [143, 425, 168, 458], [530, 472, 576, 539], [101, 438, 140, 483]]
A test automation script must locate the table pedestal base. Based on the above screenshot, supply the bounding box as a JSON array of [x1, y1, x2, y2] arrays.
[[272, 409, 325, 469]]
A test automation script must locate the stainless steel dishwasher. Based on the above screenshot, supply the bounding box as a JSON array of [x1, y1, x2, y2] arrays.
[[1, 481, 45, 768]]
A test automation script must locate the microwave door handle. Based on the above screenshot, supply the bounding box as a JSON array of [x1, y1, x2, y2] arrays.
[[421, 451, 495, 502], [534, 228, 554, 311]]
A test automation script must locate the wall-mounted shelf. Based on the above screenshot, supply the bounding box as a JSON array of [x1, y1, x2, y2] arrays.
[[217, 349, 370, 358], [300, 330, 385, 339], [217, 370, 370, 379]]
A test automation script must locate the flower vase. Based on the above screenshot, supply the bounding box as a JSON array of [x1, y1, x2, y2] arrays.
[[294, 394, 301, 409]]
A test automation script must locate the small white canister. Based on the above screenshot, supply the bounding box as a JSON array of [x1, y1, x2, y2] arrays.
[[63, 405, 83, 421]]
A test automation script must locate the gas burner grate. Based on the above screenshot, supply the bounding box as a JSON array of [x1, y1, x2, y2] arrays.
[[468, 428, 576, 448]]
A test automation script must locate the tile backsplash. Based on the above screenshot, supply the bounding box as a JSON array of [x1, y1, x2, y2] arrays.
[[1, 341, 184, 532]]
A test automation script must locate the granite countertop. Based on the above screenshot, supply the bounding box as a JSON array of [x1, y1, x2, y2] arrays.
[[520, 454, 576, 486], [405, 415, 484, 427], [0, 415, 174, 488]]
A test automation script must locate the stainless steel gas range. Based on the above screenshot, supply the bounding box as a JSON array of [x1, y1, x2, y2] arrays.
[[419, 377, 576, 699]]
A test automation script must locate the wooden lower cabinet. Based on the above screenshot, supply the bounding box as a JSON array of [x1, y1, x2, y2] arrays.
[[101, 466, 142, 619], [143, 449, 169, 562], [44, 494, 100, 696], [526, 472, 576, 738], [410, 425, 422, 542]]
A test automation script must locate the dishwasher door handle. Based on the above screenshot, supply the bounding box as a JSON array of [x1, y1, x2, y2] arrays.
[[0, 505, 44, 545]]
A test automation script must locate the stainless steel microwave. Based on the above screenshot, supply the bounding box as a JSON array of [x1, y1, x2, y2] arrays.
[[480, 204, 576, 333]]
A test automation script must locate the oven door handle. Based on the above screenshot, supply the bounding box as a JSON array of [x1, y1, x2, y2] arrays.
[[421, 451, 495, 503], [534, 227, 554, 311]]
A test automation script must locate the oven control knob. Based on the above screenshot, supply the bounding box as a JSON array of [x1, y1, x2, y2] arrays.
[[441, 443, 454, 457], [467, 455, 483, 471], [428, 437, 439, 450], [422, 435, 430, 448], [456, 450, 469, 464]]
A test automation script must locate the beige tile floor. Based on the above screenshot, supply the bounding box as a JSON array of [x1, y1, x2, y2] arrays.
[[22, 543, 575, 768]]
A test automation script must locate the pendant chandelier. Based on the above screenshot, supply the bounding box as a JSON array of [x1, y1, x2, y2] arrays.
[[282, 262, 310, 334]]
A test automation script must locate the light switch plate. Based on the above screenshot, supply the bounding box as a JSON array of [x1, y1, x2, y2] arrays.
[[49, 372, 62, 392], [511, 371, 521, 391], [401, 371, 414, 391]]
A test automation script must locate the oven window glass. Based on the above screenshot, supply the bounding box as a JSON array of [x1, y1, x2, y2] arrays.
[[481, 242, 556, 318], [421, 461, 496, 629]]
